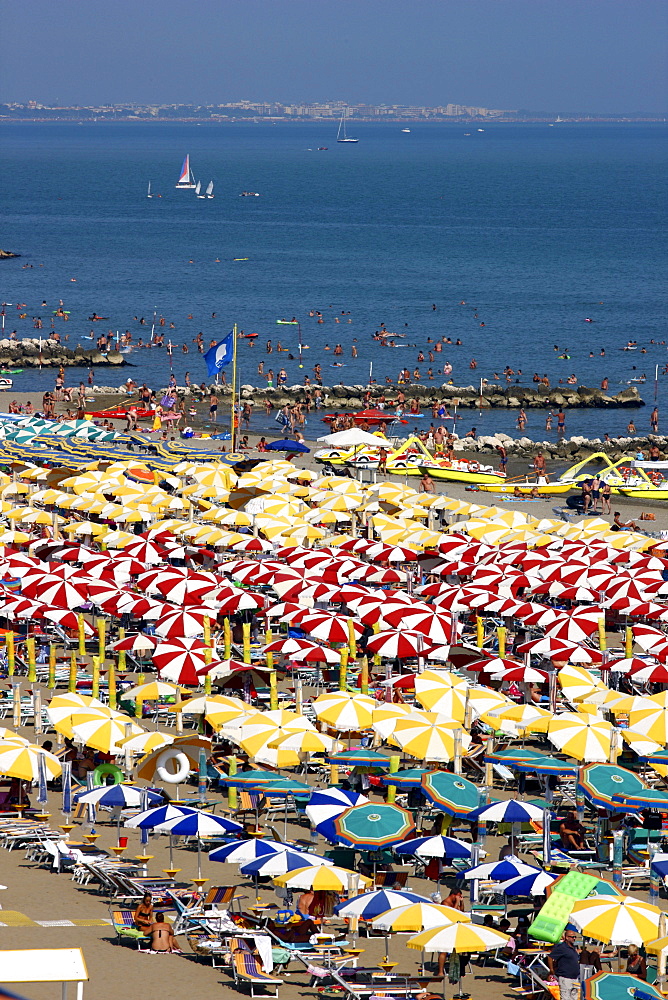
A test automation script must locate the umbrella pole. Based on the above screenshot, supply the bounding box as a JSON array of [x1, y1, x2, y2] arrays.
[[284, 797, 288, 841], [169, 834, 174, 868], [197, 837, 201, 879]]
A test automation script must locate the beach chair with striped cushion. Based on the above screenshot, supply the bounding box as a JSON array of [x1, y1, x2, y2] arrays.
[[230, 939, 282, 998], [110, 908, 151, 950]]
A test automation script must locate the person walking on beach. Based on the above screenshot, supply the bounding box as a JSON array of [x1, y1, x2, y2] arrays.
[[209, 391, 218, 423]]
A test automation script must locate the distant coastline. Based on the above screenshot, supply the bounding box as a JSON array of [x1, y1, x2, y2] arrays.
[[1, 115, 665, 124]]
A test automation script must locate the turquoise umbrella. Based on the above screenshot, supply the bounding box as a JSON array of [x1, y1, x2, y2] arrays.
[[219, 769, 283, 787], [583, 973, 663, 1000], [612, 787, 668, 811], [421, 770, 480, 817], [326, 749, 393, 767], [485, 747, 543, 764], [334, 802, 415, 849], [382, 767, 428, 787], [514, 755, 577, 776], [578, 763, 648, 810]]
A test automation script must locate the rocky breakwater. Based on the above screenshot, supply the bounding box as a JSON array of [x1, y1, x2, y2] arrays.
[[0, 339, 126, 369], [457, 432, 668, 464], [232, 382, 644, 411]]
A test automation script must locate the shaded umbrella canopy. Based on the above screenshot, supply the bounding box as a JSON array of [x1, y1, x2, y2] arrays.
[[333, 802, 415, 850], [382, 767, 428, 787], [264, 439, 310, 453], [335, 888, 430, 919], [577, 763, 648, 810], [394, 834, 475, 860], [325, 749, 393, 768], [420, 770, 480, 817], [583, 973, 663, 1000]]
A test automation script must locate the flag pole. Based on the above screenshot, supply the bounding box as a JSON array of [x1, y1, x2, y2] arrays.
[[230, 323, 238, 450]]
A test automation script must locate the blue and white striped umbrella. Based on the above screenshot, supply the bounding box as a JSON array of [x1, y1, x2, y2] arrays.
[[306, 787, 368, 841], [125, 803, 198, 829], [335, 888, 430, 920], [461, 856, 541, 881], [241, 849, 334, 878], [75, 784, 163, 809], [209, 838, 289, 866], [394, 835, 476, 860], [467, 800, 545, 824], [496, 870, 556, 896], [156, 812, 243, 837]]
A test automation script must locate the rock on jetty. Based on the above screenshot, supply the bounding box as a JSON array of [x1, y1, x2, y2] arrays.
[[0, 339, 125, 368], [0, 250, 20, 260], [459, 432, 666, 463], [232, 382, 643, 410]]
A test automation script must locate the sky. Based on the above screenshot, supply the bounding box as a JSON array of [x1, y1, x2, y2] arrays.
[[1, 0, 666, 112]]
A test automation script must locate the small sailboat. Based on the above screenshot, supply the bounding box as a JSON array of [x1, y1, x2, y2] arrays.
[[337, 108, 359, 143], [195, 181, 204, 198], [147, 181, 153, 199], [175, 154, 197, 189], [206, 181, 214, 199]]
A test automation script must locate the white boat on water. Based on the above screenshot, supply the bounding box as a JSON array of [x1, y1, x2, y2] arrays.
[[401, 128, 411, 133], [337, 108, 359, 143], [147, 181, 153, 198], [206, 181, 214, 199], [175, 154, 197, 189], [195, 181, 203, 198]]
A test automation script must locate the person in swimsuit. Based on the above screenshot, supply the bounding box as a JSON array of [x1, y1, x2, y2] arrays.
[[149, 913, 179, 953], [134, 893, 154, 934]]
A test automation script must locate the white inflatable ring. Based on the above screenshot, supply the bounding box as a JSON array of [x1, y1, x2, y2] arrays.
[[156, 749, 191, 784]]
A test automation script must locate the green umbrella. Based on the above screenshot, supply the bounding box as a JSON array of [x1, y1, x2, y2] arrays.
[[219, 768, 282, 787], [382, 767, 428, 787], [612, 787, 668, 811], [326, 749, 393, 767], [334, 802, 415, 849], [583, 972, 662, 1000], [514, 755, 577, 776], [421, 770, 480, 817], [485, 747, 543, 764], [578, 763, 648, 810]]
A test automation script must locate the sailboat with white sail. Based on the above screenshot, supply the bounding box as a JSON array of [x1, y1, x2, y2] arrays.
[[195, 181, 203, 198], [147, 181, 153, 198], [175, 154, 197, 189], [206, 181, 214, 199], [336, 108, 359, 143]]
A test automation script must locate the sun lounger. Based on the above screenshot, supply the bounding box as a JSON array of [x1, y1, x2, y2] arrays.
[[230, 938, 282, 998], [110, 908, 151, 950]]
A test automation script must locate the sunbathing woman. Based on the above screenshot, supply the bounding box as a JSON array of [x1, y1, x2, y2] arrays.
[[134, 893, 154, 934]]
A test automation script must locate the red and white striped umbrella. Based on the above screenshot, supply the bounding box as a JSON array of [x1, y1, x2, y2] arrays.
[[365, 630, 430, 659], [631, 624, 668, 652], [290, 645, 341, 664], [110, 632, 160, 652], [264, 637, 322, 656], [85, 582, 127, 607], [414, 582, 452, 600], [279, 581, 341, 603], [114, 594, 166, 619], [430, 590, 475, 613], [210, 588, 262, 614], [366, 543, 419, 563], [363, 568, 407, 585], [629, 663, 668, 683], [154, 576, 214, 605], [154, 637, 209, 684], [485, 597, 530, 616], [466, 656, 522, 674], [608, 656, 658, 675], [1, 597, 47, 619], [226, 562, 275, 585], [516, 637, 601, 663], [491, 665, 549, 683], [122, 539, 166, 565], [42, 608, 94, 633], [264, 602, 312, 624], [514, 605, 564, 627], [395, 610, 459, 646], [603, 579, 649, 602], [605, 598, 668, 618], [154, 606, 210, 638], [231, 537, 273, 553], [22, 575, 87, 609], [544, 615, 601, 644], [299, 613, 363, 645]]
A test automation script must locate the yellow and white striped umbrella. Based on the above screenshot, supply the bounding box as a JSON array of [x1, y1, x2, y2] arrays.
[[0, 742, 61, 781], [497, 703, 552, 730], [268, 730, 340, 754], [570, 895, 663, 946], [620, 729, 664, 759], [236, 709, 316, 755], [46, 694, 109, 730], [124, 682, 184, 701], [407, 922, 509, 954], [392, 712, 471, 762], [627, 705, 668, 746], [274, 865, 371, 892], [414, 670, 467, 722], [547, 712, 615, 762], [70, 714, 145, 753], [116, 731, 174, 755], [558, 665, 607, 702], [466, 687, 513, 720], [177, 695, 248, 729], [312, 692, 377, 731], [372, 901, 471, 932], [371, 704, 415, 740]]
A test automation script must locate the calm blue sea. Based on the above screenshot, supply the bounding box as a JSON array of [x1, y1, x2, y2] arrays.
[[2, 121, 667, 440]]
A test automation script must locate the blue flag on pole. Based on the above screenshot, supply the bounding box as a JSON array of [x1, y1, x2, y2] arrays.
[[204, 332, 234, 377]]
